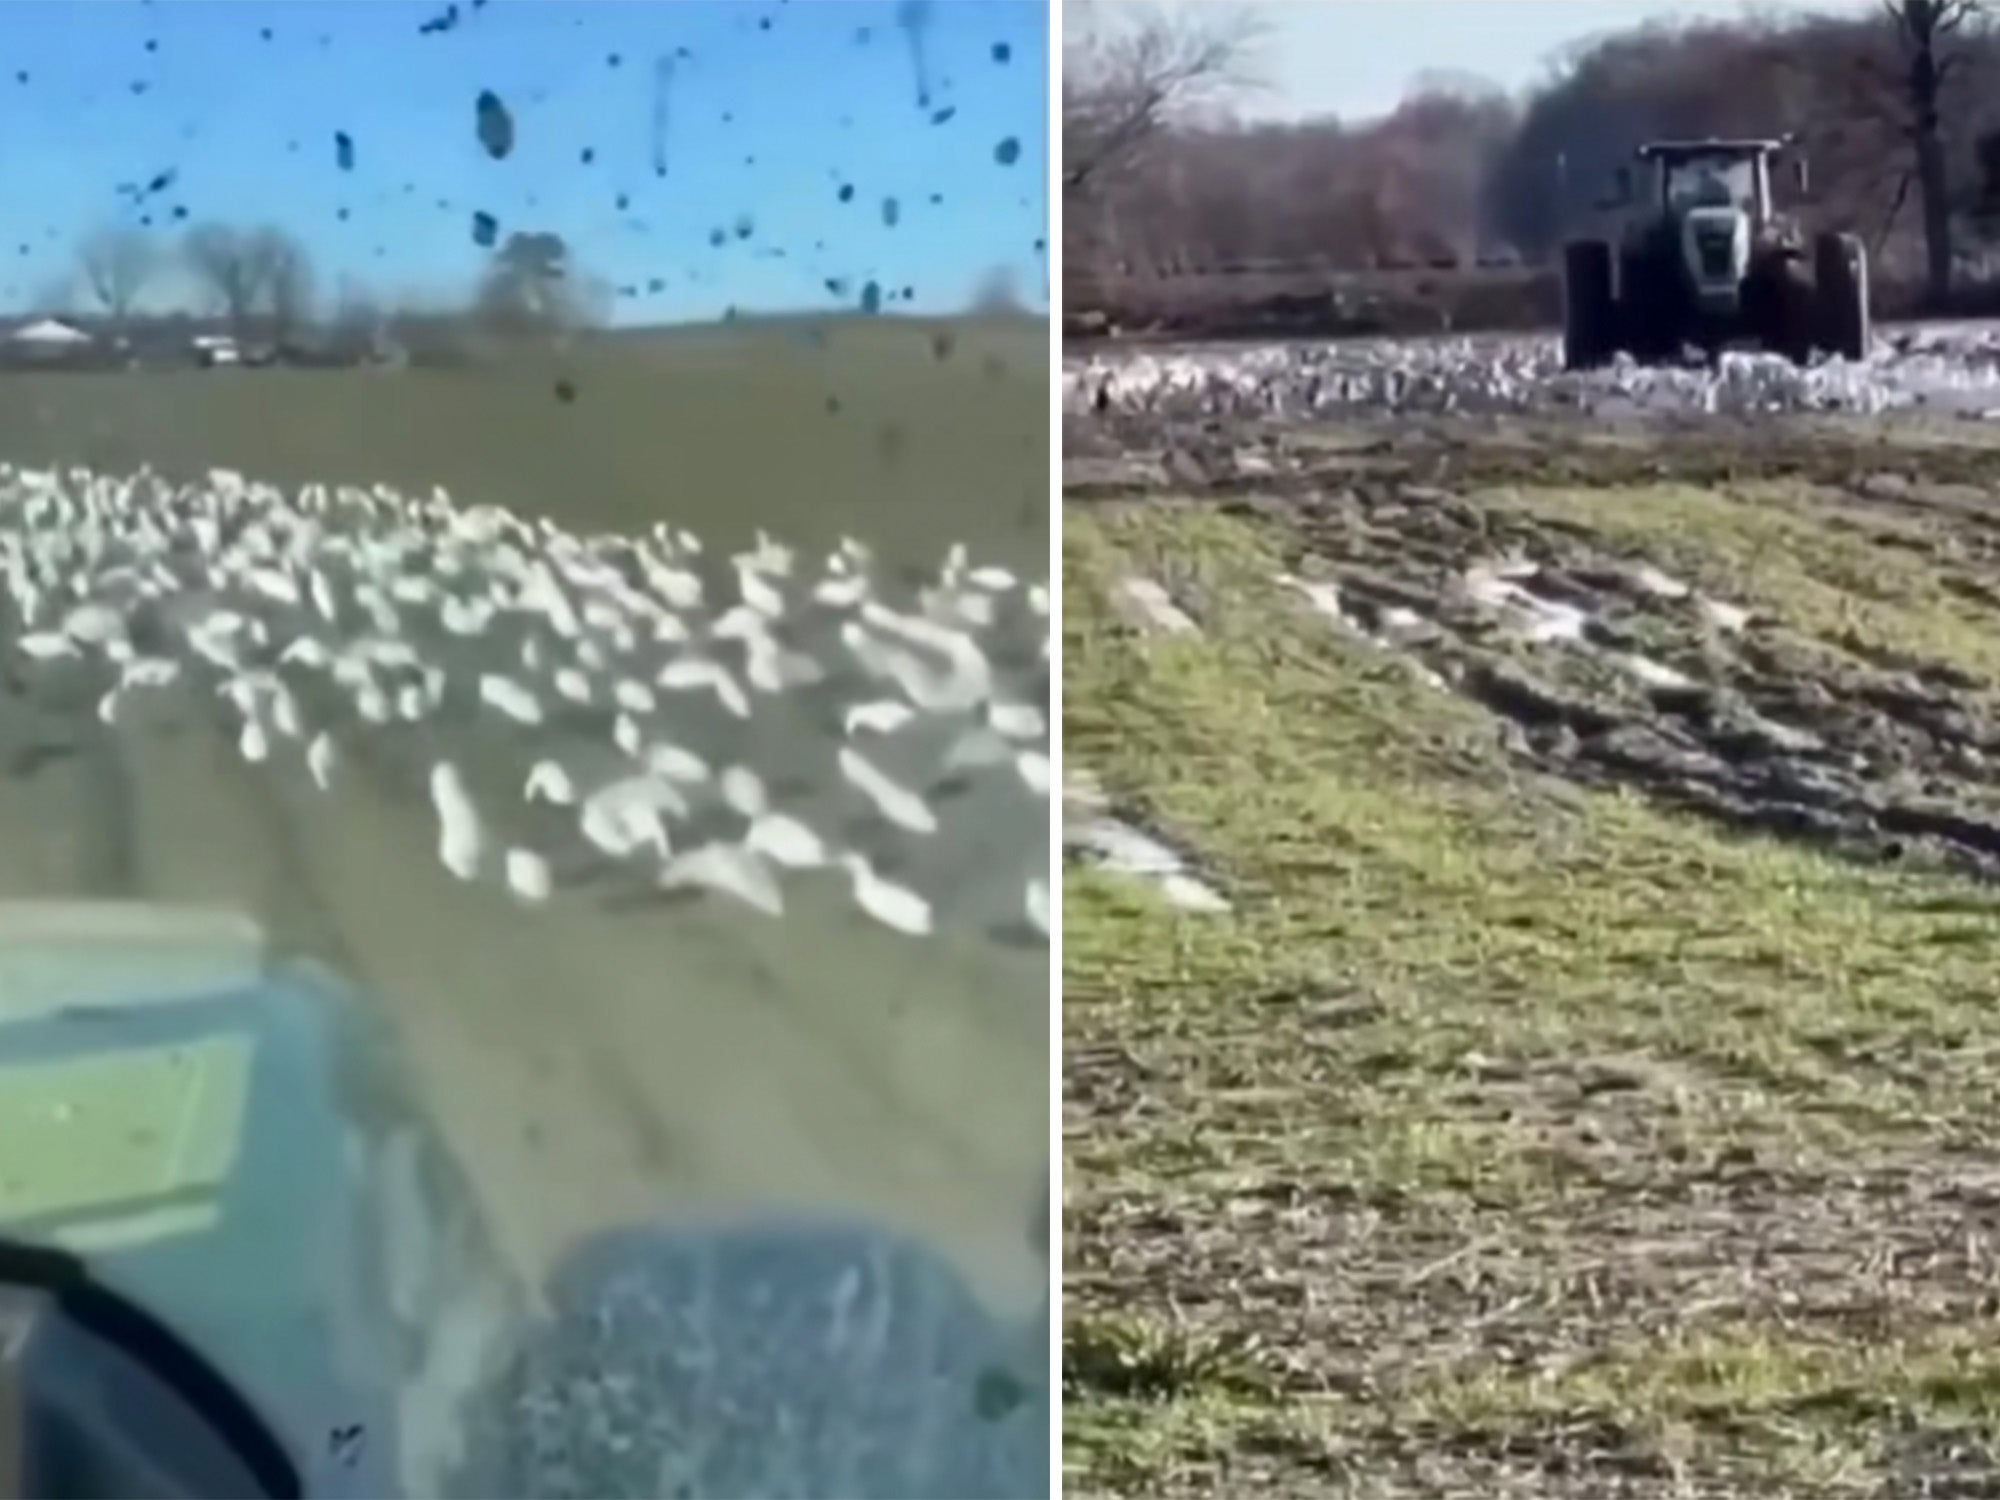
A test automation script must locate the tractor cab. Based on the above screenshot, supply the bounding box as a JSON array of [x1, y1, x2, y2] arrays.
[[1604, 140, 1809, 316], [1621, 139, 1793, 222]]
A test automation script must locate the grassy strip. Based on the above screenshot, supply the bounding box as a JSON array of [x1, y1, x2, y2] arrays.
[[1062, 492, 2000, 1496]]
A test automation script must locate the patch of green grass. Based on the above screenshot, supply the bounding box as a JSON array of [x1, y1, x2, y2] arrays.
[[1059, 1322, 2000, 1499], [1063, 489, 2000, 1495], [1064, 1308, 1278, 1403], [1068, 500, 2000, 1143], [1411, 1321, 2000, 1428]]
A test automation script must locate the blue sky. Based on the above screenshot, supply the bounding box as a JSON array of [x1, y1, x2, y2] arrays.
[[0, 0, 1048, 325], [1174, 0, 1876, 122]]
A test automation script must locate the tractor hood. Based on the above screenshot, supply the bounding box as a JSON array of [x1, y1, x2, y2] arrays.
[[1680, 205, 1751, 307], [0, 901, 480, 1497]]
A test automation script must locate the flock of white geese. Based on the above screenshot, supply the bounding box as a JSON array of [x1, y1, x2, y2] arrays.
[[1065, 323, 2000, 422], [0, 464, 1050, 943]]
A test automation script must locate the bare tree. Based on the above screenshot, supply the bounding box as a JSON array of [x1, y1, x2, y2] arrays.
[[1977, 125, 2000, 225], [967, 263, 1025, 313], [1062, 2, 1263, 206], [1068, 3, 2000, 337], [77, 226, 160, 325], [1881, 0, 1987, 301], [325, 279, 387, 362], [473, 230, 606, 340], [180, 223, 316, 343], [181, 224, 268, 336], [256, 227, 315, 344]]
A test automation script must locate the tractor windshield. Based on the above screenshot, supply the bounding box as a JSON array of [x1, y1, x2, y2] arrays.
[[1665, 154, 1756, 212]]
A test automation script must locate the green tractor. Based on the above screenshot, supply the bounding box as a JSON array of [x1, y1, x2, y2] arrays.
[[1561, 137, 1870, 371]]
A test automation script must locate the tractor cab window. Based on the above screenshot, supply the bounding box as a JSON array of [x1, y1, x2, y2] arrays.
[[1666, 156, 1755, 212]]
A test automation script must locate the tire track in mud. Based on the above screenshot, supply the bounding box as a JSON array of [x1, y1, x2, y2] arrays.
[[1266, 467, 2000, 885], [1064, 410, 2000, 508], [1068, 412, 2000, 888]]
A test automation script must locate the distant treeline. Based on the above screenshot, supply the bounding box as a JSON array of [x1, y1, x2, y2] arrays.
[[25, 219, 1035, 366], [1065, 1, 2000, 333], [23, 220, 618, 368]]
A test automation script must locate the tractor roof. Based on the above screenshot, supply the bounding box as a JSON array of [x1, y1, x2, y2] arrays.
[[1636, 138, 1789, 162]]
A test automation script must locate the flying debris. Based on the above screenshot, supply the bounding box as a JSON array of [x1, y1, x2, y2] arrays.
[[474, 88, 514, 159]]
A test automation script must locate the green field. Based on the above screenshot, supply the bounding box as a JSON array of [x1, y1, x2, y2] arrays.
[[1065, 417, 2000, 1497], [0, 316, 1048, 569]]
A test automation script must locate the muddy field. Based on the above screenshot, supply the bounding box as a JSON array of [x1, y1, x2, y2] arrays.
[[1063, 349, 2000, 1497]]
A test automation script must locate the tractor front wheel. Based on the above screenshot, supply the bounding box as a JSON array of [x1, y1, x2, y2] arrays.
[[1745, 255, 1816, 366], [1814, 231, 1870, 362], [1562, 240, 1617, 371]]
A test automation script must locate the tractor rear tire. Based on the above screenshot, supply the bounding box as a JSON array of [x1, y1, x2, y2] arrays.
[[1562, 240, 1617, 371], [1747, 255, 1816, 366], [1814, 231, 1870, 361]]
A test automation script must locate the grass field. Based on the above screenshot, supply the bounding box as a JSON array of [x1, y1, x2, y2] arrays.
[[0, 315, 1048, 569], [1064, 415, 2000, 1497]]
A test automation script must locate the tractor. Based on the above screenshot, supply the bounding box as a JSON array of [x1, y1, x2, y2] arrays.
[[1560, 138, 1871, 371]]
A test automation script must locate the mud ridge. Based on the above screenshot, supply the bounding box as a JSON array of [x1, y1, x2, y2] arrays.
[[1269, 471, 2000, 884]]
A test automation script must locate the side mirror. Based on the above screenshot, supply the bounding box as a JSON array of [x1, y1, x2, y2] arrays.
[[1791, 157, 1810, 196]]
